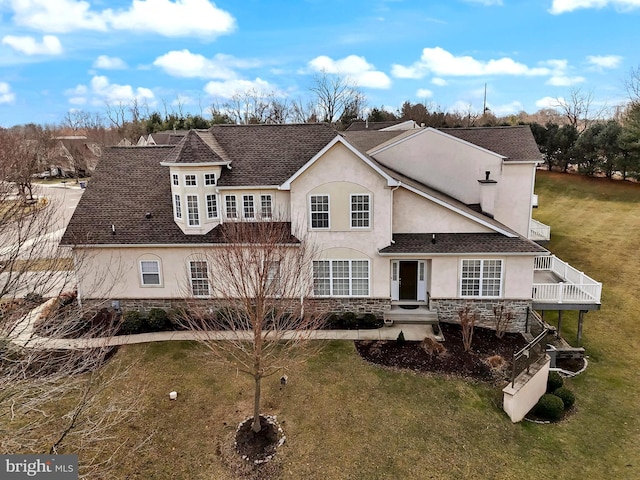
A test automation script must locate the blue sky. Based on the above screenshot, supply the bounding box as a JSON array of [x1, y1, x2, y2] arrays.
[[0, 0, 638, 127]]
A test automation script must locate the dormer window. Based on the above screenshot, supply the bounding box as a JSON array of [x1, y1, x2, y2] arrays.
[[185, 174, 197, 187], [172, 174, 179, 186], [204, 173, 216, 186]]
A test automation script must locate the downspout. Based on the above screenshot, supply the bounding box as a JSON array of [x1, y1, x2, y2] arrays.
[[389, 182, 401, 245]]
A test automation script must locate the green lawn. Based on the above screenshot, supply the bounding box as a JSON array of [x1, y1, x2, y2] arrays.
[[26, 172, 640, 478]]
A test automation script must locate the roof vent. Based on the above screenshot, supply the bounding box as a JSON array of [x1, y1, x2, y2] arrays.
[[431, 233, 436, 244], [111, 224, 116, 235], [145, 212, 152, 219]]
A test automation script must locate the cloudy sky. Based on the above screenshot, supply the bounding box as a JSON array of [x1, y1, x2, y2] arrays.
[[0, 0, 637, 127]]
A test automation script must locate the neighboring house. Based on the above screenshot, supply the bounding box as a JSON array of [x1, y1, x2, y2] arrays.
[[345, 120, 420, 132], [60, 123, 601, 337], [49, 136, 101, 177]]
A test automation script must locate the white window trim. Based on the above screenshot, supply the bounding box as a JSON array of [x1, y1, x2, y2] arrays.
[[459, 259, 504, 298], [350, 193, 371, 229], [139, 259, 162, 287], [243, 194, 256, 219], [189, 260, 210, 297], [260, 194, 273, 219], [174, 194, 182, 220], [312, 259, 370, 297], [309, 194, 330, 230], [206, 193, 219, 219], [225, 194, 238, 219], [204, 173, 216, 186], [186, 194, 201, 227], [172, 174, 179, 186], [184, 174, 197, 187]]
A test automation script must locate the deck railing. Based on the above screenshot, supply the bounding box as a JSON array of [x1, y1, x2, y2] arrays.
[[533, 255, 602, 304], [529, 218, 550, 241]]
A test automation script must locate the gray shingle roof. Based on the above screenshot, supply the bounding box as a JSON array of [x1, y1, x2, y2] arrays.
[[379, 233, 547, 254], [162, 130, 226, 164], [342, 130, 406, 152], [439, 126, 542, 161], [345, 121, 406, 131]]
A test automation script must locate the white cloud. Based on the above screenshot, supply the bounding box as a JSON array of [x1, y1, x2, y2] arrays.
[[416, 88, 433, 98], [391, 47, 549, 79], [65, 75, 155, 106], [93, 55, 127, 70], [1, 35, 63, 55], [0, 82, 16, 104], [587, 54, 623, 69], [432, 77, 448, 86], [204, 78, 278, 98], [105, 0, 236, 38], [550, 0, 640, 14], [308, 55, 392, 89], [487, 101, 524, 115], [547, 75, 585, 86], [7, 0, 235, 38], [153, 50, 248, 80], [536, 96, 561, 109]]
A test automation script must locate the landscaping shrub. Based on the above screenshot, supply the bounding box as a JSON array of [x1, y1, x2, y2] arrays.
[[534, 393, 565, 421], [547, 371, 564, 392], [146, 308, 169, 331], [120, 310, 145, 335], [486, 354, 506, 369], [396, 330, 405, 344], [360, 313, 382, 329], [553, 387, 576, 410], [326, 313, 341, 329], [422, 337, 446, 356], [24, 292, 43, 305], [340, 311, 357, 329]]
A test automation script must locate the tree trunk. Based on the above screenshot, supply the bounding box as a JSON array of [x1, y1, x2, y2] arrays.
[[252, 375, 262, 433]]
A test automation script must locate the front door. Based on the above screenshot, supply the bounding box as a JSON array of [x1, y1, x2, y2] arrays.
[[399, 261, 418, 300]]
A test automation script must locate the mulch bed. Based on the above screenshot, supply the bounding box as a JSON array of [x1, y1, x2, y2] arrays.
[[235, 416, 282, 464], [355, 323, 529, 382]]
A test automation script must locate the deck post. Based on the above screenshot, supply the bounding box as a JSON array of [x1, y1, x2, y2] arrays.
[[557, 311, 563, 337], [577, 310, 585, 346]]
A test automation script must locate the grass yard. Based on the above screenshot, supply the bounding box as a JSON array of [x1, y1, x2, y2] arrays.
[[15, 171, 640, 479]]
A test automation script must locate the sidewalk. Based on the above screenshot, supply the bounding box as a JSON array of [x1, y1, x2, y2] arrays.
[[9, 301, 440, 350]]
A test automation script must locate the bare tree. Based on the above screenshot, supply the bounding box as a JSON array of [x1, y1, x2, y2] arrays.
[[182, 219, 325, 433], [553, 88, 606, 133], [309, 71, 363, 124], [624, 65, 640, 104]]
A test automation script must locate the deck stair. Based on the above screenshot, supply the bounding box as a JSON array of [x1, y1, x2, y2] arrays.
[[384, 304, 439, 326]]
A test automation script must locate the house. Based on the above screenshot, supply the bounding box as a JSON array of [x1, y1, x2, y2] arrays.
[[49, 136, 101, 177], [60, 123, 601, 338]]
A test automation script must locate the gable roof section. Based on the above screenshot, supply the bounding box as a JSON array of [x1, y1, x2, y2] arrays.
[[345, 120, 406, 131], [439, 126, 542, 162], [211, 123, 337, 186], [280, 135, 400, 190], [161, 129, 227, 164], [379, 233, 547, 255], [342, 130, 406, 152]]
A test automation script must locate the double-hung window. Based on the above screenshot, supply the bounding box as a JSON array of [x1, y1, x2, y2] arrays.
[[225, 195, 238, 218], [243, 195, 255, 219], [206, 194, 218, 219], [184, 174, 197, 187], [350, 194, 370, 228], [310, 195, 329, 229], [186, 195, 200, 226], [174, 194, 182, 219], [204, 173, 216, 186], [260, 194, 272, 219], [140, 260, 161, 286], [312, 260, 370, 296], [190, 261, 209, 297], [172, 174, 179, 186], [461, 259, 503, 297]]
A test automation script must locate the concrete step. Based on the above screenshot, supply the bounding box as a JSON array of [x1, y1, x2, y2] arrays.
[[383, 307, 439, 325]]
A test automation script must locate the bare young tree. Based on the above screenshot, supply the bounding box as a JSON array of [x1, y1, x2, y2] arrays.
[[553, 88, 606, 133], [309, 71, 363, 124], [182, 220, 325, 433]]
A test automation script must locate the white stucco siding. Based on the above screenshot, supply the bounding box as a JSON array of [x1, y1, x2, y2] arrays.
[[290, 142, 393, 252], [372, 129, 503, 205], [493, 163, 536, 237], [393, 187, 493, 233], [428, 255, 534, 299]]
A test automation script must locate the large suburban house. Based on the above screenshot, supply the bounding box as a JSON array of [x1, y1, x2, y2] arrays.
[[60, 123, 601, 336]]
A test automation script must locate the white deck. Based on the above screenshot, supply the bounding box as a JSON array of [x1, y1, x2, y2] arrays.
[[532, 255, 601, 307]]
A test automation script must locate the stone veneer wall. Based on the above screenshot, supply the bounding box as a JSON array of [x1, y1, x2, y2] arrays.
[[116, 297, 391, 319], [430, 298, 532, 333]]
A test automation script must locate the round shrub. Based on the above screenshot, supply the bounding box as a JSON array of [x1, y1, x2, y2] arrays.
[[360, 313, 382, 329], [547, 371, 564, 392], [534, 393, 565, 421], [146, 308, 169, 331], [326, 313, 341, 329], [340, 311, 358, 329], [121, 310, 145, 335], [553, 387, 576, 410]]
